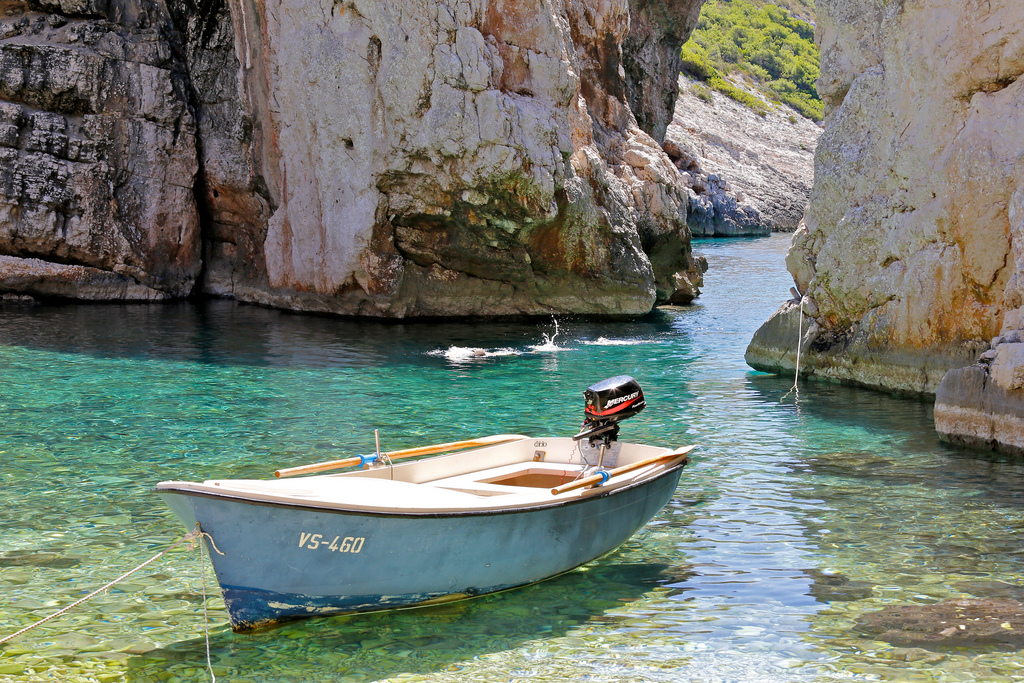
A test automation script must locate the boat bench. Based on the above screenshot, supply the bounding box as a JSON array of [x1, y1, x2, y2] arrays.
[[426, 461, 583, 497]]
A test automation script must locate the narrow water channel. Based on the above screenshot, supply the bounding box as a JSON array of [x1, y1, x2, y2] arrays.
[[1, 233, 1022, 682]]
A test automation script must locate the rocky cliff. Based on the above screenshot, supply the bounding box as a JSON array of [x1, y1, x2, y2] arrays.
[[0, 0, 709, 316], [0, 0, 200, 300], [665, 77, 819, 236], [622, 0, 702, 144], [747, 0, 1024, 404]]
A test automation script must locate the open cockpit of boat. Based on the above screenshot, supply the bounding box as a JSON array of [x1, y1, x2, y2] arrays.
[[157, 436, 693, 515], [420, 459, 590, 497]]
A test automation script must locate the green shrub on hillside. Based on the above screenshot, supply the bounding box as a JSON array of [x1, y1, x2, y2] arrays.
[[680, 42, 717, 81], [680, 42, 768, 116], [691, 81, 714, 103], [680, 0, 823, 121], [710, 74, 769, 116]]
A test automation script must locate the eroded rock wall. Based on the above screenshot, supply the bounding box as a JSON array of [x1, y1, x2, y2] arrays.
[[182, 0, 707, 317], [0, 0, 200, 300], [207, 0, 707, 316], [0, 0, 706, 315], [622, 0, 703, 144], [747, 0, 1024, 398]]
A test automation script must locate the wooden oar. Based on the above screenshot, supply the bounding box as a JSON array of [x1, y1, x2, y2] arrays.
[[550, 444, 697, 495], [274, 434, 529, 478]]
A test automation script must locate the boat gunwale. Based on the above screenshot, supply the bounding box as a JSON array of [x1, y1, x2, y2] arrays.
[[154, 458, 689, 519]]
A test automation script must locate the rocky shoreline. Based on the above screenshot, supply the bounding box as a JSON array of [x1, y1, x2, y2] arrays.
[[0, 0, 712, 317], [747, 0, 1024, 454], [665, 77, 819, 237]]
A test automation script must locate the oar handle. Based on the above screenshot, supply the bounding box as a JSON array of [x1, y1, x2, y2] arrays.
[[550, 444, 696, 495], [275, 456, 365, 478], [274, 434, 529, 478]]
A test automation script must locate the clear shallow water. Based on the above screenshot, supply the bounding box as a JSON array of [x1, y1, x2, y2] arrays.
[[1, 234, 1023, 682]]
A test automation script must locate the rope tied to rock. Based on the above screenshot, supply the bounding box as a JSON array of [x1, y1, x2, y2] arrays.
[[793, 294, 806, 390], [782, 293, 806, 402]]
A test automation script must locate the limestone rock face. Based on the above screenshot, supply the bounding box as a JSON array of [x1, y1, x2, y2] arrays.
[[748, 0, 1024, 397], [934, 330, 1024, 455], [180, 0, 707, 317], [0, 0, 706, 315], [0, 0, 200, 299], [622, 0, 703, 144], [665, 78, 820, 236]]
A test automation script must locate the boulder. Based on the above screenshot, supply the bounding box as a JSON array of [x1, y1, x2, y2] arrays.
[[935, 339, 1024, 455]]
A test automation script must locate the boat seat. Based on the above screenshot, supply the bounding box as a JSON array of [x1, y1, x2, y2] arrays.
[[425, 461, 585, 495]]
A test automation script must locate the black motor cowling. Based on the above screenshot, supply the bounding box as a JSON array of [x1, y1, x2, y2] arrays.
[[574, 375, 645, 445], [583, 375, 646, 422]]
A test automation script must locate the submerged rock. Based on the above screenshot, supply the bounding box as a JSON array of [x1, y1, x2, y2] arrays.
[[855, 599, 1024, 648], [0, 550, 81, 568], [806, 569, 875, 603], [954, 581, 1024, 601]]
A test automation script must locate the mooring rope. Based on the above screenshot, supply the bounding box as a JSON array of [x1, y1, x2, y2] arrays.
[[0, 528, 201, 646], [793, 295, 806, 390], [1, 525, 226, 683], [188, 527, 225, 683], [782, 295, 806, 402], [199, 531, 216, 683]]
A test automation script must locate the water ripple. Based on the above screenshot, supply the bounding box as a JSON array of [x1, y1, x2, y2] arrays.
[[1, 235, 1023, 681]]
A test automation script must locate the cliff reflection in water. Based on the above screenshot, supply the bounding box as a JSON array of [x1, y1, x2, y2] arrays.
[[0, 300, 684, 370]]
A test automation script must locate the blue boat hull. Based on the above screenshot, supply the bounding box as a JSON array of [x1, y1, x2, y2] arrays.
[[160, 464, 684, 630]]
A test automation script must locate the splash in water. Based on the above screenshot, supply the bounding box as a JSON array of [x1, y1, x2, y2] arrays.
[[427, 346, 521, 363], [528, 318, 572, 352], [582, 337, 651, 346]]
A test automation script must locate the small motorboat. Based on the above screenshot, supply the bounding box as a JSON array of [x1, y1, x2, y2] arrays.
[[156, 376, 694, 631]]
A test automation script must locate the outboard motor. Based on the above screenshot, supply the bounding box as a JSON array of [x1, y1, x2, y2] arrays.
[[573, 376, 646, 457]]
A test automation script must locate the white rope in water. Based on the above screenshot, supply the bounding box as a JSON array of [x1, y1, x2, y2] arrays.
[[190, 528, 224, 683], [0, 529, 201, 646], [782, 295, 806, 402], [1, 525, 227, 683], [199, 533, 216, 683], [793, 295, 806, 391]]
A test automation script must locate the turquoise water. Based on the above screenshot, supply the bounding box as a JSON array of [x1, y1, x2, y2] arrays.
[[2, 233, 1024, 682]]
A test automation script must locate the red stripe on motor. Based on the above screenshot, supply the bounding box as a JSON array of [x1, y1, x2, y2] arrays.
[[586, 396, 642, 417]]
